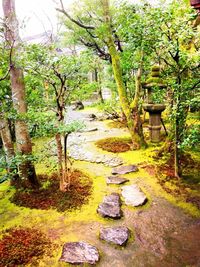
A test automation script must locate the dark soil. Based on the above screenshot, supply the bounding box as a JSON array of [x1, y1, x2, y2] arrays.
[[0, 227, 52, 267], [11, 170, 92, 212], [95, 137, 132, 153]]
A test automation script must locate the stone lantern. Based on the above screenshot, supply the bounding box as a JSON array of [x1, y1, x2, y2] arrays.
[[143, 66, 166, 143]]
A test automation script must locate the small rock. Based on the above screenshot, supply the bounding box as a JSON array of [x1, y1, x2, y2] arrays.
[[107, 176, 129, 185], [97, 193, 122, 219], [72, 101, 84, 110], [100, 226, 130, 246], [88, 114, 97, 120], [112, 165, 138, 175], [59, 241, 99, 265], [121, 184, 147, 207]]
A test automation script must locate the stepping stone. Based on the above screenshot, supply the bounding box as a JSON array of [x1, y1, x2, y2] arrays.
[[107, 176, 129, 185], [97, 193, 122, 219], [100, 226, 130, 246], [59, 241, 100, 265], [121, 184, 147, 207], [112, 165, 138, 175], [82, 127, 98, 132]]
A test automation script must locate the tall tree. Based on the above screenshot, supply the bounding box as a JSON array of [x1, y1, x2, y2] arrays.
[[153, 0, 200, 177], [101, 0, 146, 148], [24, 43, 84, 191], [57, 0, 147, 149], [2, 0, 39, 188]]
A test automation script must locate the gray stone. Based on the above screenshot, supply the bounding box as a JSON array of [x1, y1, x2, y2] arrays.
[[99, 226, 130, 246], [87, 114, 97, 120], [72, 101, 84, 110], [59, 241, 99, 265], [97, 193, 122, 219], [107, 176, 129, 185], [82, 128, 98, 132], [112, 165, 138, 175], [69, 146, 123, 167], [121, 184, 147, 207]]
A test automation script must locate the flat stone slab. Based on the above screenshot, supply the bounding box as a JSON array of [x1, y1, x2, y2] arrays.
[[81, 127, 98, 132], [112, 165, 138, 175], [97, 193, 122, 219], [59, 241, 100, 265], [100, 226, 130, 246], [121, 185, 147, 207], [107, 176, 129, 185]]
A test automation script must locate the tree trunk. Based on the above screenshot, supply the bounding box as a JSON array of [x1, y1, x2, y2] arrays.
[[102, 0, 143, 149], [0, 118, 18, 181], [130, 66, 147, 148], [3, 0, 39, 188], [94, 68, 104, 103], [55, 132, 68, 192], [0, 118, 15, 163]]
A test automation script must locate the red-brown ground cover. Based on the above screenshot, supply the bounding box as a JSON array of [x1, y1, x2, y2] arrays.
[[0, 228, 52, 266], [11, 170, 92, 212]]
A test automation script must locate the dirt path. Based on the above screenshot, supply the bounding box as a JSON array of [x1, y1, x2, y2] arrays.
[[64, 107, 200, 267]]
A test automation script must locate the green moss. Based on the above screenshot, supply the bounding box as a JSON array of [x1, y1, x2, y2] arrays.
[[146, 77, 163, 84], [151, 71, 160, 77], [151, 65, 160, 72]]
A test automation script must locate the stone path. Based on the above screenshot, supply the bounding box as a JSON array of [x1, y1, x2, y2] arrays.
[[59, 107, 200, 266], [60, 163, 148, 265], [60, 108, 149, 264], [99, 226, 130, 246], [97, 193, 122, 219], [106, 176, 129, 185], [66, 107, 127, 167], [68, 144, 123, 167], [121, 185, 147, 207], [112, 165, 138, 175], [60, 241, 100, 265]]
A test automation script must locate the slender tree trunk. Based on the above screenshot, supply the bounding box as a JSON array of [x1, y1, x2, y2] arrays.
[[174, 119, 180, 178], [55, 90, 69, 191], [131, 66, 147, 147], [0, 118, 15, 163], [55, 133, 64, 190], [102, 0, 144, 149], [0, 118, 18, 181], [94, 68, 104, 103], [3, 0, 39, 188]]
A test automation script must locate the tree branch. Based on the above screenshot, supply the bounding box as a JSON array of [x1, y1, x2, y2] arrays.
[[56, 0, 95, 30], [189, 80, 200, 91]]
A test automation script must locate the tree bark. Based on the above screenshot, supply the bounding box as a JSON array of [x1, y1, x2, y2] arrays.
[[94, 68, 104, 103], [0, 118, 18, 181], [0, 119, 15, 162], [3, 0, 39, 188]]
